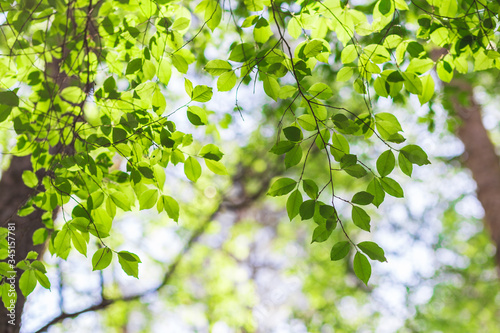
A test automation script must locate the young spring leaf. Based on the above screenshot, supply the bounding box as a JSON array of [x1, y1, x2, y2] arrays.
[[353, 252, 371, 285], [400, 144, 430, 166], [118, 251, 141, 278], [311, 224, 333, 243], [22, 170, 38, 188], [184, 156, 202, 182], [92, 248, 113, 271], [358, 241, 387, 262], [286, 190, 302, 220], [367, 178, 385, 207], [19, 269, 37, 297], [284, 145, 302, 169], [268, 178, 297, 197], [376, 150, 395, 177], [398, 152, 413, 177], [352, 206, 371, 231], [352, 191, 374, 205], [380, 177, 404, 198], [139, 189, 159, 210], [283, 126, 303, 142], [330, 241, 351, 261], [299, 200, 316, 220], [302, 179, 319, 199], [205, 159, 228, 175]]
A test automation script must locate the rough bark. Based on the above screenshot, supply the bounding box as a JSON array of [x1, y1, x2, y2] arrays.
[[0, 156, 46, 333], [448, 80, 500, 267]]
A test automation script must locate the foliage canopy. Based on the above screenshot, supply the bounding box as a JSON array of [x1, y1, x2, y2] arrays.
[[0, 0, 499, 311]]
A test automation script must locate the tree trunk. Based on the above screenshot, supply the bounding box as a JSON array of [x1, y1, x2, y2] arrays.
[[447, 80, 500, 267], [0, 156, 46, 333]]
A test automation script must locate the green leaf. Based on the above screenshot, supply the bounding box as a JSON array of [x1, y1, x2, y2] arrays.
[[241, 15, 258, 28], [0, 105, 12, 123], [340, 154, 357, 169], [118, 251, 141, 278], [200, 144, 224, 161], [143, 60, 156, 80], [358, 241, 387, 262], [303, 39, 324, 58], [268, 178, 296, 197], [60, 86, 86, 104], [439, 0, 458, 17], [139, 189, 159, 210], [402, 72, 422, 94], [110, 191, 132, 211], [0, 91, 19, 106], [352, 206, 371, 231], [418, 74, 435, 105], [19, 270, 37, 297], [287, 16, 301, 39], [270, 141, 295, 155], [158, 61, 172, 85], [398, 152, 413, 177], [430, 27, 449, 46], [253, 17, 273, 44], [319, 205, 337, 220], [32, 228, 48, 245], [286, 190, 302, 220], [126, 58, 142, 75], [92, 248, 113, 271], [54, 226, 72, 256], [160, 195, 180, 222], [283, 126, 303, 142], [34, 270, 51, 289], [262, 75, 280, 101], [243, 0, 264, 11], [297, 114, 316, 131], [367, 178, 385, 207], [375, 112, 404, 142], [205, 60, 232, 75], [217, 71, 237, 91], [400, 145, 430, 166], [70, 229, 87, 256], [330, 241, 350, 261], [284, 145, 302, 169], [308, 83, 333, 100], [376, 150, 395, 177], [406, 58, 434, 75], [353, 252, 371, 285], [302, 179, 319, 199], [380, 177, 404, 198], [311, 224, 333, 243], [30, 260, 45, 273], [205, 159, 228, 175], [205, 0, 222, 31], [341, 45, 358, 64], [330, 133, 350, 161], [152, 87, 166, 114], [187, 106, 208, 126], [172, 54, 189, 74], [184, 156, 202, 182], [191, 85, 213, 102], [299, 200, 316, 220], [337, 67, 354, 82], [1, 281, 16, 309], [352, 191, 374, 205], [229, 43, 255, 62], [22, 170, 38, 188], [344, 165, 367, 178], [436, 59, 453, 83]]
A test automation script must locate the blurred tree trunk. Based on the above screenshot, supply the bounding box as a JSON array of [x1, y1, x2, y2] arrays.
[[446, 80, 500, 268], [0, 156, 46, 333]]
